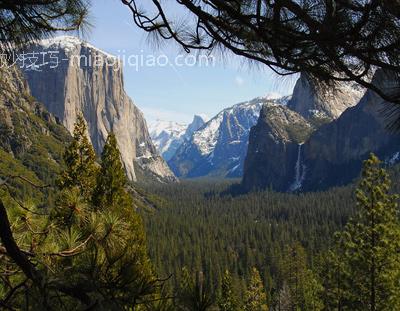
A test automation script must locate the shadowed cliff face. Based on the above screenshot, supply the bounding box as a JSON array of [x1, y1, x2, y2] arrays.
[[301, 70, 400, 191], [242, 70, 400, 192], [242, 104, 313, 192], [20, 36, 176, 182]]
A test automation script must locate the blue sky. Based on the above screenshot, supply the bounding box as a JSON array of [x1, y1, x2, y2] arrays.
[[86, 0, 296, 123]]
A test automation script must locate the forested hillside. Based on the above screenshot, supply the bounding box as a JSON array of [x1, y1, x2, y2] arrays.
[[0, 66, 71, 204]]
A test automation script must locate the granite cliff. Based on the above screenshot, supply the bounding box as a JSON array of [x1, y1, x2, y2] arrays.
[[242, 71, 399, 192], [21, 36, 176, 182]]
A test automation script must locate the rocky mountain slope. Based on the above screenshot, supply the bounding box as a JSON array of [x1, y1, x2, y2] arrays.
[[243, 70, 400, 192], [300, 70, 400, 190], [21, 36, 176, 182], [0, 65, 71, 199], [150, 115, 207, 161], [168, 73, 364, 181], [168, 96, 290, 178], [287, 73, 365, 122]]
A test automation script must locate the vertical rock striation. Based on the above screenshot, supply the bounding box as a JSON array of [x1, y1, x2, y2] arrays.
[[242, 104, 313, 192], [21, 36, 176, 182], [287, 73, 365, 122], [301, 70, 400, 190]]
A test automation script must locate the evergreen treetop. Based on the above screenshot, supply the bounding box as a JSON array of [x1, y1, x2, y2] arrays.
[[218, 270, 240, 311], [330, 154, 400, 310], [243, 267, 268, 311], [92, 132, 131, 211], [58, 114, 97, 200]]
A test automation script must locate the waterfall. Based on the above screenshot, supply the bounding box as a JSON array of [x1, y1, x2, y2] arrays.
[[289, 143, 306, 192]]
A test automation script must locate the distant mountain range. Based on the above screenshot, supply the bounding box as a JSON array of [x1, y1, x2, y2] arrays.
[[149, 115, 208, 161], [153, 71, 399, 193], [3, 35, 396, 193], [167, 95, 290, 178], [156, 75, 365, 181]]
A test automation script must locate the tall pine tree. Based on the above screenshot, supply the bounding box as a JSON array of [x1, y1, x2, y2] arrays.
[[279, 243, 323, 310], [329, 154, 400, 310], [53, 131, 157, 307], [243, 267, 268, 311], [58, 114, 97, 200], [176, 268, 215, 311], [90, 132, 156, 304], [92, 132, 131, 210], [218, 270, 240, 311]]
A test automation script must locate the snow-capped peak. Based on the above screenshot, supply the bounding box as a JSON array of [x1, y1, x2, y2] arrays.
[[191, 95, 284, 156], [149, 119, 187, 139], [149, 115, 207, 161], [263, 92, 282, 101], [168, 93, 291, 178], [38, 35, 117, 59], [195, 114, 209, 123]]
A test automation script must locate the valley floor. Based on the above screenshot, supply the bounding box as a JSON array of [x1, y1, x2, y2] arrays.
[[139, 166, 400, 307], [140, 180, 356, 293]]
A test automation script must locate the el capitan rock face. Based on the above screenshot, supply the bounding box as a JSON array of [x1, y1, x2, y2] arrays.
[[21, 36, 176, 182]]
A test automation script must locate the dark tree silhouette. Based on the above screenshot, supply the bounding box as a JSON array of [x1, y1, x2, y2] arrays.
[[0, 0, 90, 53], [122, 0, 400, 105]]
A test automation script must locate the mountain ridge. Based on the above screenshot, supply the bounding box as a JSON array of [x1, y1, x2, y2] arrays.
[[168, 96, 290, 178], [150, 115, 207, 161]]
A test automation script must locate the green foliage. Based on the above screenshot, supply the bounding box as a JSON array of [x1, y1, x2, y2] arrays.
[[58, 115, 97, 200], [93, 133, 131, 210], [1, 127, 157, 309], [50, 187, 156, 308], [2, 81, 400, 310], [140, 180, 356, 304], [318, 250, 344, 310], [0, 149, 43, 202], [323, 154, 400, 310], [0, 67, 71, 205], [278, 243, 323, 310], [175, 267, 216, 311], [243, 267, 268, 311], [218, 270, 240, 311]]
